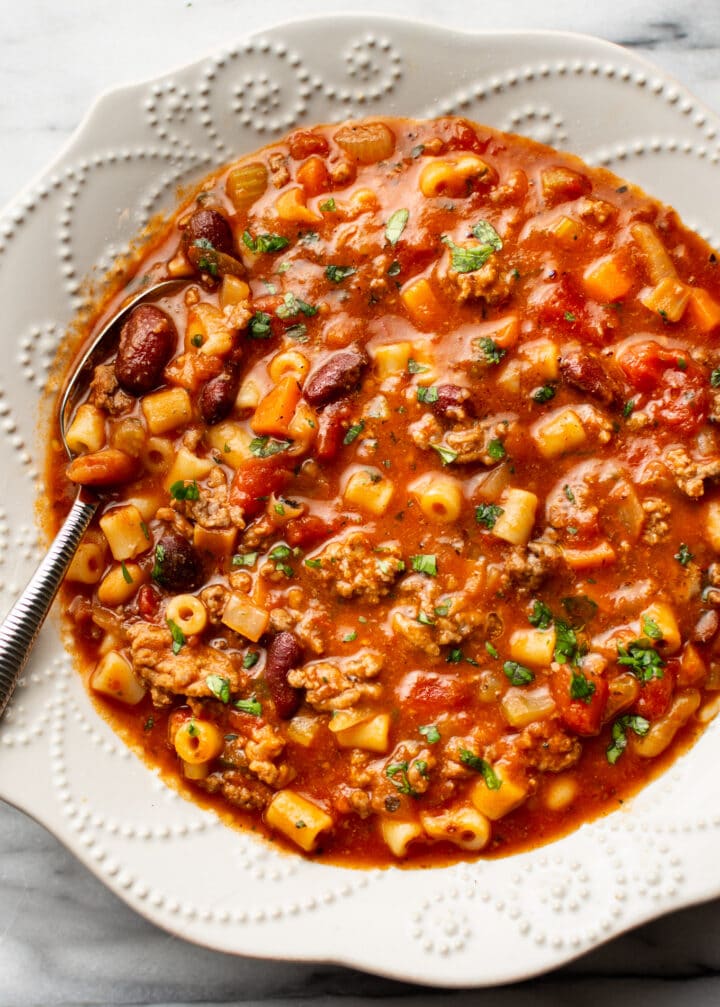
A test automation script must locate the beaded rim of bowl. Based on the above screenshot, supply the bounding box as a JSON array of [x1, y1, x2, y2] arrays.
[[1, 16, 720, 987]]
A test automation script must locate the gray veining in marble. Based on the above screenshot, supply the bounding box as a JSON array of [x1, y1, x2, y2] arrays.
[[3, 0, 720, 1003]]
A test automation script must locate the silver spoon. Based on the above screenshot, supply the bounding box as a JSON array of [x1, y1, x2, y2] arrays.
[[0, 278, 184, 719]]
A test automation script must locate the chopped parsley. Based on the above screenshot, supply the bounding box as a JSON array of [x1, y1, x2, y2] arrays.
[[563, 484, 576, 504], [607, 714, 650, 764], [304, 558, 322, 570], [477, 336, 506, 365], [503, 660, 534, 686], [343, 631, 358, 643], [319, 197, 336, 212], [417, 385, 439, 404], [276, 292, 318, 319], [407, 358, 430, 374], [711, 368, 720, 388], [167, 618, 185, 656], [417, 611, 436, 627], [192, 238, 219, 276], [617, 640, 665, 681], [569, 668, 596, 704], [411, 554, 438, 577], [151, 544, 165, 581], [472, 220, 503, 248], [385, 208, 409, 246], [232, 552, 258, 568], [325, 264, 357, 284], [446, 648, 463, 663], [675, 543, 694, 566], [561, 595, 598, 627], [532, 384, 556, 404], [475, 503, 504, 529], [242, 651, 260, 670], [564, 311, 576, 322], [623, 399, 635, 418], [242, 230, 289, 254], [641, 615, 663, 640], [528, 599, 553, 630], [248, 311, 273, 338], [432, 443, 458, 466], [386, 761, 417, 796], [206, 674, 230, 704], [169, 479, 200, 501], [249, 436, 292, 458], [485, 641, 499, 659], [419, 724, 440, 744], [269, 543, 294, 578], [459, 749, 502, 790], [441, 221, 502, 273], [554, 620, 578, 665], [343, 420, 365, 445], [285, 323, 308, 341], [235, 696, 262, 716], [487, 438, 506, 461], [120, 561, 133, 585]]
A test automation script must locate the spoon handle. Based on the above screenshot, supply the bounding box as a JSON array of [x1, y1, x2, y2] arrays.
[[0, 494, 98, 719]]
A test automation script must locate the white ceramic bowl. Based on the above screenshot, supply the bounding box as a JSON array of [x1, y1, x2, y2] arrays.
[[2, 15, 720, 987]]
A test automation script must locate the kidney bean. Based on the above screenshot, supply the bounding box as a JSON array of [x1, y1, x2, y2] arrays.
[[153, 530, 202, 593], [432, 384, 474, 422], [198, 368, 240, 425], [115, 304, 177, 395], [693, 609, 719, 643], [559, 347, 625, 407], [137, 584, 161, 621], [183, 208, 235, 257], [265, 631, 303, 718], [67, 448, 139, 486], [304, 347, 368, 408]]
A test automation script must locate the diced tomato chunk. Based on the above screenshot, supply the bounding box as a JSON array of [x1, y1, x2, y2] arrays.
[[230, 461, 293, 519], [285, 514, 338, 548], [551, 664, 608, 736], [633, 660, 676, 720], [315, 398, 352, 462], [619, 341, 708, 433], [398, 671, 473, 717]]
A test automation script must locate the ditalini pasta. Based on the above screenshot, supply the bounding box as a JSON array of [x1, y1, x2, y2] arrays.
[[47, 116, 720, 864]]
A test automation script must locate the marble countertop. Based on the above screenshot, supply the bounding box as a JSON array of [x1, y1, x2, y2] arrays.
[[3, 1, 720, 1004]]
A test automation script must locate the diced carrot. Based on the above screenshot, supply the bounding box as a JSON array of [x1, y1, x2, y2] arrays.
[[562, 541, 616, 569], [583, 256, 633, 302], [296, 155, 330, 197], [400, 277, 444, 330], [250, 375, 303, 437], [640, 276, 691, 322], [687, 286, 720, 333], [487, 313, 519, 349], [274, 187, 322, 224]]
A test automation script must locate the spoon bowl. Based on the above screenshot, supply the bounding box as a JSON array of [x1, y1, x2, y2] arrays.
[[0, 277, 185, 718]]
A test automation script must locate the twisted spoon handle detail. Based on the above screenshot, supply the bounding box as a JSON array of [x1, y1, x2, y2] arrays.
[[0, 494, 97, 719]]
